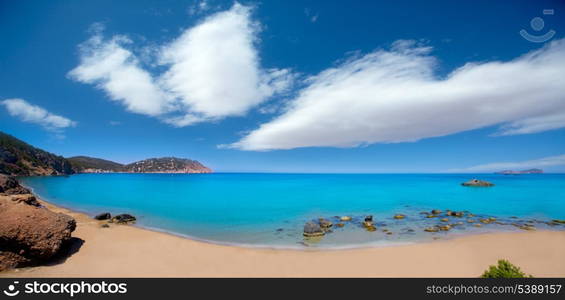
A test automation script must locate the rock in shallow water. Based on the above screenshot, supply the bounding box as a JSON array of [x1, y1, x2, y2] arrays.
[[303, 221, 325, 237]]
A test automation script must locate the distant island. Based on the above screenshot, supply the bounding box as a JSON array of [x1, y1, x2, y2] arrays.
[[495, 169, 543, 175], [69, 156, 212, 174], [0, 131, 212, 176]]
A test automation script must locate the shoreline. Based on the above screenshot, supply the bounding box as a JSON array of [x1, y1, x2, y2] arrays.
[[1, 198, 565, 277]]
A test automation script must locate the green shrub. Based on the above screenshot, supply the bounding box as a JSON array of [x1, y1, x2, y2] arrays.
[[481, 259, 532, 278]]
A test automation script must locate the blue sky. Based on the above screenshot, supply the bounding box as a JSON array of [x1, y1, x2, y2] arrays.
[[1, 0, 565, 172]]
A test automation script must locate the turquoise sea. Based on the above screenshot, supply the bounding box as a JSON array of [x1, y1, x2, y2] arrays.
[[20, 173, 565, 249]]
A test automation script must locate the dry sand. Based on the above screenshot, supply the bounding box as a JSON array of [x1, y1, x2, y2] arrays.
[[2, 200, 565, 278]]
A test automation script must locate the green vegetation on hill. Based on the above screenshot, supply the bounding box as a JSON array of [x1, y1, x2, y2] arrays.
[[123, 157, 212, 173], [67, 156, 124, 172], [0, 131, 74, 176], [0, 131, 212, 175]]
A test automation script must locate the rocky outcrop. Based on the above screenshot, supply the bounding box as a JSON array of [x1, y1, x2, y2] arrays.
[[0, 174, 30, 194], [94, 212, 111, 220], [111, 214, 136, 224], [0, 193, 76, 271], [303, 222, 324, 237], [461, 179, 495, 187]]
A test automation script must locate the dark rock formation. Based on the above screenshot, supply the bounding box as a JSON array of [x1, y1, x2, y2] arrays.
[[0, 193, 76, 271], [303, 222, 324, 237], [0, 174, 30, 194], [461, 179, 495, 187], [94, 212, 111, 220], [111, 214, 136, 224]]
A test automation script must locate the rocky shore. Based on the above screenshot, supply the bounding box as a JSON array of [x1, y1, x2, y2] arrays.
[[0, 175, 77, 271]]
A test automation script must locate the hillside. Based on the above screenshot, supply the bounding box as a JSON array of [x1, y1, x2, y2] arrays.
[[67, 156, 125, 173], [0, 131, 75, 176], [124, 157, 212, 173]]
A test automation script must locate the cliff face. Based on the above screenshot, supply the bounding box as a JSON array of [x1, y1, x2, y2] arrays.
[[123, 157, 212, 173], [0, 131, 75, 176]]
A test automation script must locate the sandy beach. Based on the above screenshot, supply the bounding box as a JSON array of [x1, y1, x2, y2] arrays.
[[1, 199, 564, 278]]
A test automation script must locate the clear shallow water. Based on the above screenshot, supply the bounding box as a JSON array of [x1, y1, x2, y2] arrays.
[[20, 173, 565, 249]]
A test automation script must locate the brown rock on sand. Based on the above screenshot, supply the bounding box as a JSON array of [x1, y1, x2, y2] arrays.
[[0, 193, 76, 271]]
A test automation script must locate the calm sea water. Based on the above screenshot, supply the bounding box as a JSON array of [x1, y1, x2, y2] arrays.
[[20, 173, 565, 249]]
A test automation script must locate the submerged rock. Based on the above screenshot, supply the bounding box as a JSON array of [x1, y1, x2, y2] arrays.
[[431, 209, 442, 215], [364, 215, 373, 222], [424, 226, 439, 232], [339, 216, 352, 222], [336, 223, 345, 228], [440, 218, 449, 222], [362, 219, 376, 231], [447, 211, 464, 217], [318, 218, 333, 229], [439, 225, 451, 231], [94, 212, 111, 220], [552, 219, 565, 224], [303, 222, 325, 237], [461, 179, 494, 187], [393, 214, 405, 220]]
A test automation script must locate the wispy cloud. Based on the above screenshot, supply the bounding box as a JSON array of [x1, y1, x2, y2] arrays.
[[230, 39, 565, 150], [1, 98, 77, 135], [448, 154, 565, 173], [188, 0, 211, 16], [304, 8, 318, 23], [69, 3, 293, 127]]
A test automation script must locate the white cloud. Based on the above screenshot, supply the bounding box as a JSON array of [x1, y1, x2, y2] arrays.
[[68, 34, 174, 116], [69, 3, 292, 127], [1, 98, 77, 132], [448, 154, 565, 172], [159, 3, 292, 124], [230, 39, 565, 150]]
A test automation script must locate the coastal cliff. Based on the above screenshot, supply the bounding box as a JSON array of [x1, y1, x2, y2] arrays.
[[0, 131, 75, 176], [0, 131, 212, 175]]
